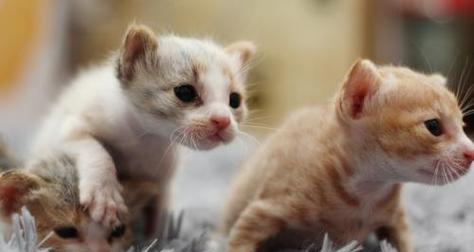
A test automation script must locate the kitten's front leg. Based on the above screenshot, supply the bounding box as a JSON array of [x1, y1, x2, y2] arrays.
[[65, 136, 127, 228], [376, 209, 413, 252], [227, 200, 287, 252]]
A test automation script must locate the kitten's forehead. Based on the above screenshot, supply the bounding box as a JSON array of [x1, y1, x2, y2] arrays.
[[158, 36, 233, 68], [158, 36, 242, 101], [379, 67, 459, 114]]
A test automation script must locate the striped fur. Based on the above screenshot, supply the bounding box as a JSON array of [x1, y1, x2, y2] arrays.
[[0, 153, 133, 252]]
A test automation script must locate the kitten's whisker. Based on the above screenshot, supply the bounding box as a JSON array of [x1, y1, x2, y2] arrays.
[[176, 127, 188, 146], [461, 104, 474, 113], [414, 43, 433, 73], [457, 58, 471, 107], [238, 131, 261, 146], [157, 142, 175, 168], [38, 231, 54, 248], [441, 159, 453, 184], [191, 133, 199, 150], [462, 109, 474, 117], [432, 160, 440, 185], [446, 158, 461, 180], [241, 124, 276, 131], [246, 115, 273, 121], [459, 84, 474, 111], [440, 161, 449, 185], [444, 159, 457, 185], [169, 126, 187, 145], [434, 163, 440, 185], [448, 54, 460, 89]]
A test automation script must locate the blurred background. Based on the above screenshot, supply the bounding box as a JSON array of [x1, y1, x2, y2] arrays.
[[2, 2, 474, 249], [1, 0, 474, 154]]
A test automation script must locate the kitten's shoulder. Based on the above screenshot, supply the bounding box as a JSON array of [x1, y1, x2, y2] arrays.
[[281, 105, 330, 130]]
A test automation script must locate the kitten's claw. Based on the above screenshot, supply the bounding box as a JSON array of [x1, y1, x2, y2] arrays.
[[80, 179, 127, 228]]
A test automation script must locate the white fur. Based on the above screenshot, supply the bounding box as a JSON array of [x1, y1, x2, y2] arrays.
[[28, 33, 252, 229]]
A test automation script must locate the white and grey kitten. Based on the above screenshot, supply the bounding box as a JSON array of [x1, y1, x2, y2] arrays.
[[29, 24, 256, 231]]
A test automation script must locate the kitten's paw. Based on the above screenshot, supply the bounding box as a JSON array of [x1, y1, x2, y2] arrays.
[[80, 179, 128, 228]]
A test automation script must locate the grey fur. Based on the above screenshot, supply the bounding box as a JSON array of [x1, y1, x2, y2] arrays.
[[28, 154, 80, 205]]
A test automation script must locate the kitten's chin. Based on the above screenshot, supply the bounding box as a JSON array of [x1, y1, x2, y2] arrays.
[[178, 132, 235, 151], [416, 163, 471, 185]]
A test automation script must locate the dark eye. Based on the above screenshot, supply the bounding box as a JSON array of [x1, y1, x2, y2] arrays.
[[424, 119, 443, 136], [54, 226, 78, 239], [174, 84, 197, 103], [229, 92, 241, 109], [110, 224, 126, 238]]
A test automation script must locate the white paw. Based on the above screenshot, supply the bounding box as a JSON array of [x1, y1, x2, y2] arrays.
[[80, 178, 128, 228]]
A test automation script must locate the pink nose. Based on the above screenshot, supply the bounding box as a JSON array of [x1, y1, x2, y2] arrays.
[[463, 150, 474, 162], [210, 115, 230, 130]]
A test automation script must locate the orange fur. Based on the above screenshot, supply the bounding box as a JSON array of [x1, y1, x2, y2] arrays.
[[221, 59, 474, 252]]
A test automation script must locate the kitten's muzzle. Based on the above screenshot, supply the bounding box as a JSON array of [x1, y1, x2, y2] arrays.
[[206, 115, 232, 142], [210, 115, 231, 131]]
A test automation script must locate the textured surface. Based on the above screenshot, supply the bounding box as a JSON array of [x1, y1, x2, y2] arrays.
[[2, 139, 474, 251], [172, 140, 474, 252]]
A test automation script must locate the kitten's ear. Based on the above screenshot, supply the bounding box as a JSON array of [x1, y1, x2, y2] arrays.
[[225, 41, 257, 70], [430, 74, 447, 86], [118, 24, 158, 82], [0, 171, 42, 216], [340, 59, 381, 119]]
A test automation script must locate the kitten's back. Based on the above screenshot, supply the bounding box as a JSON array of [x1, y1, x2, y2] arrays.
[[221, 105, 332, 232]]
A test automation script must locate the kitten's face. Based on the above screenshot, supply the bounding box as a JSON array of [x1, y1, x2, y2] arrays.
[[0, 171, 131, 252], [339, 60, 474, 185], [117, 25, 256, 150]]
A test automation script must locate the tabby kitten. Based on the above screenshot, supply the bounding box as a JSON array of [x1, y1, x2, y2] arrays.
[[0, 154, 131, 252]]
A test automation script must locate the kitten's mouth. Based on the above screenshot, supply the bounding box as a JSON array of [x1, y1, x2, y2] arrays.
[[207, 130, 234, 144], [177, 128, 233, 150], [208, 132, 225, 142], [418, 161, 472, 183]]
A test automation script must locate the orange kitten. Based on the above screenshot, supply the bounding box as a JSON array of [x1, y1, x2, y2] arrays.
[[221, 59, 474, 252]]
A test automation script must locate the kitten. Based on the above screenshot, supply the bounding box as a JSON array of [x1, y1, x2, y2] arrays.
[[0, 154, 131, 252], [221, 59, 474, 252], [29, 24, 256, 230]]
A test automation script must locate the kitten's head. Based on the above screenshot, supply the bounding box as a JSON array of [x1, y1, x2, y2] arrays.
[[116, 25, 256, 150], [337, 59, 474, 185], [0, 160, 131, 251]]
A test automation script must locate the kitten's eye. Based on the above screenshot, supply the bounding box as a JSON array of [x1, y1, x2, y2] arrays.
[[229, 92, 241, 109], [54, 226, 78, 239], [424, 119, 443, 136], [174, 84, 197, 103], [110, 224, 126, 238]]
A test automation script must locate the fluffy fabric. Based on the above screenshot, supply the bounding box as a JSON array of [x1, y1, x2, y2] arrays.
[[172, 142, 474, 252], [0, 208, 49, 252], [0, 209, 390, 252], [2, 142, 474, 252]]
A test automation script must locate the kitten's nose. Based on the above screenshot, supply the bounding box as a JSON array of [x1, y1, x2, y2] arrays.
[[210, 115, 230, 130], [463, 150, 474, 162]]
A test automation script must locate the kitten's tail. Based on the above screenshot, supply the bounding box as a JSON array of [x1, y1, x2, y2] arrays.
[[0, 137, 18, 171]]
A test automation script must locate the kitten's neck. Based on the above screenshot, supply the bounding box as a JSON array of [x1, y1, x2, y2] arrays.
[[100, 68, 174, 147], [335, 124, 401, 201]]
